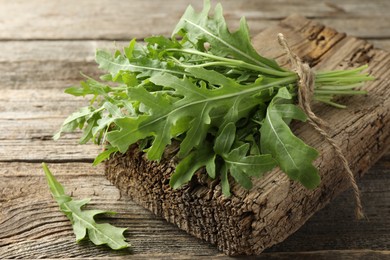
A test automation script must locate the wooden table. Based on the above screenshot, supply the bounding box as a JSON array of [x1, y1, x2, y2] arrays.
[[0, 1, 389, 259]]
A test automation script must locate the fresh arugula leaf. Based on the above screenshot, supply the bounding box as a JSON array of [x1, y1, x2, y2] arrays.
[[214, 122, 236, 155], [65, 76, 113, 98], [79, 113, 100, 144], [231, 144, 276, 174], [220, 164, 231, 196], [170, 144, 215, 189], [223, 143, 276, 183], [42, 163, 129, 250], [214, 123, 276, 192], [173, 0, 281, 70], [53, 106, 96, 140], [260, 87, 321, 188], [93, 146, 119, 166], [95, 49, 186, 80]]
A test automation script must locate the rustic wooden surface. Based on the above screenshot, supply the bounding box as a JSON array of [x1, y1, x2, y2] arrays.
[[0, 0, 389, 259]]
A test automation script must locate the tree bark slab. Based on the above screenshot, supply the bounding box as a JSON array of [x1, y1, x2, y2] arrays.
[[105, 15, 390, 255]]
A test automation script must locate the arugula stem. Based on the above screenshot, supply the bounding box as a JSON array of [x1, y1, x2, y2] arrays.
[[167, 48, 295, 77], [315, 65, 369, 78], [315, 76, 373, 83], [170, 57, 228, 69], [313, 97, 347, 108], [316, 83, 364, 90], [314, 89, 367, 95]]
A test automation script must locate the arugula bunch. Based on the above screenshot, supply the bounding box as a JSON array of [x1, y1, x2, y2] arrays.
[[55, 0, 372, 196]]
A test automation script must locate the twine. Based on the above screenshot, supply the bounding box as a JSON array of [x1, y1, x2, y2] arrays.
[[277, 33, 364, 219]]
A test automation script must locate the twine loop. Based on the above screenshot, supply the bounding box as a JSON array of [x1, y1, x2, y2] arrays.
[[277, 33, 364, 219]]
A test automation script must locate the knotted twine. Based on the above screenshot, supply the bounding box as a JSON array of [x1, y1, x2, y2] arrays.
[[277, 33, 364, 219]]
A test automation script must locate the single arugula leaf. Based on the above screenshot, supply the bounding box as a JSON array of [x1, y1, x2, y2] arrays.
[[79, 113, 100, 144], [222, 144, 276, 189], [93, 146, 119, 166], [95, 49, 186, 80], [173, 0, 281, 70], [220, 164, 230, 196], [260, 87, 321, 188], [90, 102, 122, 136], [213, 122, 236, 155], [65, 76, 113, 98], [106, 87, 174, 160], [53, 106, 97, 140], [42, 163, 129, 250], [170, 144, 215, 189], [214, 123, 276, 192]]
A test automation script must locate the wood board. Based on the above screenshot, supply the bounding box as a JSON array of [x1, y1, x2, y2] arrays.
[[105, 15, 390, 255]]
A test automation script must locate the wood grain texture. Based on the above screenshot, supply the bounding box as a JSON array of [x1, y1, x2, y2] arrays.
[[0, 0, 389, 40], [0, 0, 389, 258], [0, 41, 126, 161], [105, 15, 390, 255]]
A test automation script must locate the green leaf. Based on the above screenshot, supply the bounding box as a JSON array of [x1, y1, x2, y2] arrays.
[[106, 87, 174, 160], [42, 163, 130, 250], [170, 145, 214, 189], [65, 86, 91, 97], [225, 144, 276, 177], [229, 167, 252, 190], [79, 114, 101, 144], [95, 49, 186, 79], [222, 144, 276, 190], [214, 122, 236, 155], [173, 0, 281, 70], [54, 107, 95, 140], [124, 38, 137, 59], [260, 87, 321, 188], [205, 154, 216, 179], [93, 146, 119, 166], [220, 164, 230, 196]]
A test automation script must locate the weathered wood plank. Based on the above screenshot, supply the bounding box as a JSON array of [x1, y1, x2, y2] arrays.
[[105, 15, 390, 255], [0, 0, 388, 40], [0, 41, 128, 63], [0, 94, 99, 161], [0, 116, 99, 162], [370, 40, 390, 51], [0, 39, 389, 65], [0, 41, 128, 90], [0, 140, 98, 162], [260, 250, 390, 260]]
